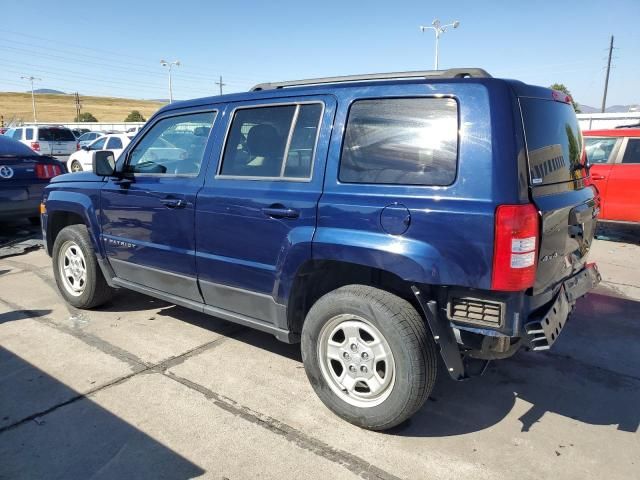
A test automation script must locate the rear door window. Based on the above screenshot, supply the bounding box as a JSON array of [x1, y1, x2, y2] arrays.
[[25, 128, 33, 141], [584, 137, 619, 164], [219, 103, 323, 179], [339, 98, 458, 186], [520, 98, 584, 185], [622, 139, 640, 164]]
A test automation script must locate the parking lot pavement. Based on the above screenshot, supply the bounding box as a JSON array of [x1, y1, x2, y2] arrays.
[[0, 236, 639, 480]]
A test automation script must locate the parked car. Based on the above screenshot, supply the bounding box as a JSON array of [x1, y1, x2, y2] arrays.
[[0, 135, 65, 223], [126, 125, 144, 135], [71, 128, 91, 139], [584, 127, 640, 223], [41, 68, 600, 430], [66, 134, 133, 173], [4, 125, 78, 161], [77, 131, 104, 148]]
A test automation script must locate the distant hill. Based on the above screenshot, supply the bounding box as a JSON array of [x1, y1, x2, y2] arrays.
[[579, 104, 639, 114], [0, 92, 165, 123], [33, 88, 66, 95]]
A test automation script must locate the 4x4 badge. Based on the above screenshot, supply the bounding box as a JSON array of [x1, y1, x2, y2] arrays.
[[0, 166, 14, 179]]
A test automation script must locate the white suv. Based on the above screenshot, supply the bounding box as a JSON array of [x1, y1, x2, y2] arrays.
[[5, 125, 78, 160]]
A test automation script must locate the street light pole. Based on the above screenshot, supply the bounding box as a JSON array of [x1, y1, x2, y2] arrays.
[[160, 60, 180, 103], [419, 19, 460, 70], [20, 75, 41, 123]]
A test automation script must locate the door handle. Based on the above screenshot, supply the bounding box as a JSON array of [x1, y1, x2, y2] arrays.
[[161, 198, 187, 209], [591, 174, 606, 181], [262, 207, 300, 219]]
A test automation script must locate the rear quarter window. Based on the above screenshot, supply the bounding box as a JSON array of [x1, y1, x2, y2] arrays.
[[339, 98, 458, 186], [520, 98, 584, 185]]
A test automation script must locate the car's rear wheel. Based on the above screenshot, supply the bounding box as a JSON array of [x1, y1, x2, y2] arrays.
[[301, 284, 437, 430], [52, 224, 114, 308], [70, 160, 82, 172]]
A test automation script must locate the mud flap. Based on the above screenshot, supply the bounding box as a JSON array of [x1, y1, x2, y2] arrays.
[[411, 286, 468, 380]]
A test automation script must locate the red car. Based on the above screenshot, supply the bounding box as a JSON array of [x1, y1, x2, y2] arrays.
[[584, 127, 640, 223]]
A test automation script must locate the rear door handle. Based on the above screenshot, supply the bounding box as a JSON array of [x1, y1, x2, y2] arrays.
[[591, 174, 606, 180], [161, 198, 187, 209], [262, 207, 300, 219]]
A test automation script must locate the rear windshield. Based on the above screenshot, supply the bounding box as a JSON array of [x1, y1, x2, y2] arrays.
[[38, 127, 76, 142], [520, 98, 584, 185]]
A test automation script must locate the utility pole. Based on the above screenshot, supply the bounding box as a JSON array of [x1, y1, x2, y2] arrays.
[[420, 19, 460, 70], [215, 75, 226, 96], [160, 59, 180, 103], [74, 92, 82, 120], [601, 35, 614, 113], [20, 75, 41, 123]]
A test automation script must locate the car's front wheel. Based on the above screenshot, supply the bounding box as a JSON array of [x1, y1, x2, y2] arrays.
[[70, 160, 83, 172], [52, 224, 114, 308], [301, 285, 437, 430]]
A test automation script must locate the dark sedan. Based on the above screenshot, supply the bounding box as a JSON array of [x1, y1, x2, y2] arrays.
[[0, 135, 66, 224]]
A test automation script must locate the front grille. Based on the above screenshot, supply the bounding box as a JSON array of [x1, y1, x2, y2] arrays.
[[449, 297, 502, 326]]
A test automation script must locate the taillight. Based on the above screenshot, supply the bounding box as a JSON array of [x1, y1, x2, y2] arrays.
[[76, 142, 80, 151], [491, 204, 539, 291], [31, 141, 40, 151], [35, 164, 62, 179]]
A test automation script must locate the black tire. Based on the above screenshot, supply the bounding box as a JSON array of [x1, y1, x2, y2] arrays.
[[301, 284, 437, 430], [52, 224, 114, 308], [70, 161, 83, 172]]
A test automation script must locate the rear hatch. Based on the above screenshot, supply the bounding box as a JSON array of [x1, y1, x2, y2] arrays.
[[519, 96, 597, 294], [37, 127, 77, 156]]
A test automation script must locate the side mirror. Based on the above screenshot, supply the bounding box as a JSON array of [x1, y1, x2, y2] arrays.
[[81, 145, 89, 151], [94, 150, 116, 176]]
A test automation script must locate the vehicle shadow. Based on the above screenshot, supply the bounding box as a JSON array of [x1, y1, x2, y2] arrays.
[[595, 221, 640, 245], [392, 289, 640, 436], [0, 346, 204, 479], [0, 309, 52, 324], [152, 288, 640, 437]]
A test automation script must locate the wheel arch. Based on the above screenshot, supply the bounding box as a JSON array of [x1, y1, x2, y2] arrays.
[[45, 191, 102, 257], [286, 259, 430, 336]]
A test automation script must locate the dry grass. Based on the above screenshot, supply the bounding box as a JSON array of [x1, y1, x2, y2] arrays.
[[0, 92, 165, 124]]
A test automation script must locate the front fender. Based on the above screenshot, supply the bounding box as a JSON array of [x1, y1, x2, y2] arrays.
[[44, 189, 103, 257]]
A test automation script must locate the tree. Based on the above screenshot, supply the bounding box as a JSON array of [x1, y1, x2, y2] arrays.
[[549, 83, 581, 113], [75, 112, 98, 122], [125, 110, 146, 122]]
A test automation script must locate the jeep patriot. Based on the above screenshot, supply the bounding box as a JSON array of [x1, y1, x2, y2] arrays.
[[41, 68, 600, 430]]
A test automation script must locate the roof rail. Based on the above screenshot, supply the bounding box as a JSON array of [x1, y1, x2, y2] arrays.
[[250, 68, 491, 91]]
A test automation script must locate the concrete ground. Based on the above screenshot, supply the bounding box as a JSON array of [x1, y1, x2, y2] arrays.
[[0, 223, 638, 479]]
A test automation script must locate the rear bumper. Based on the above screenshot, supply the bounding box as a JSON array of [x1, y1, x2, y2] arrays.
[[523, 264, 601, 350], [0, 199, 41, 220]]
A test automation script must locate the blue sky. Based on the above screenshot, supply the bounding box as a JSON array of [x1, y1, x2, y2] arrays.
[[0, 0, 638, 108]]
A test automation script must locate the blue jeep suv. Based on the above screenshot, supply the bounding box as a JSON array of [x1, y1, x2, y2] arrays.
[[41, 68, 601, 430]]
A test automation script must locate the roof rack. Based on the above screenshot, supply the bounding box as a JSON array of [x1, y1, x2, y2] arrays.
[[250, 68, 492, 91]]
